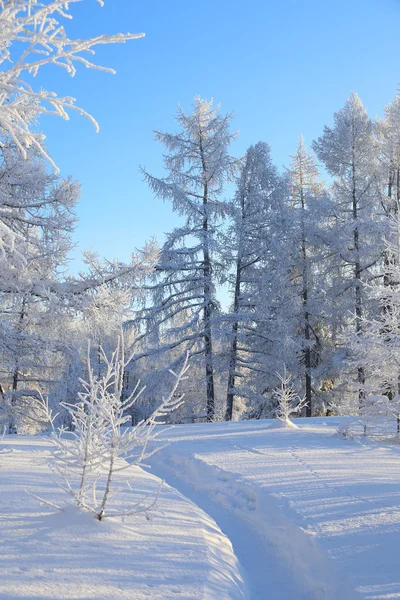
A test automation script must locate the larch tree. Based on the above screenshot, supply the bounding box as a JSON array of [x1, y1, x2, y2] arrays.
[[230, 161, 295, 420], [223, 141, 281, 420], [0, 146, 78, 432], [286, 136, 324, 416], [377, 95, 400, 398], [0, 2, 163, 434], [313, 93, 382, 408], [347, 95, 400, 403], [140, 97, 237, 421]]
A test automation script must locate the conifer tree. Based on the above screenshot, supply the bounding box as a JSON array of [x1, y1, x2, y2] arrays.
[[140, 98, 237, 421], [313, 93, 381, 407], [223, 141, 280, 420], [286, 136, 324, 416]]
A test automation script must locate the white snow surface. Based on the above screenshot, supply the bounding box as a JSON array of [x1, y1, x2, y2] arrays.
[[0, 435, 245, 600], [3, 419, 400, 600], [144, 417, 400, 600]]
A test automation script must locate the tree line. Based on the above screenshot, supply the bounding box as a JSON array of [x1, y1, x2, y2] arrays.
[[1, 3, 400, 432], [127, 93, 400, 425]]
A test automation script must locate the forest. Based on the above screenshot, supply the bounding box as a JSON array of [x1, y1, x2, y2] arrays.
[[3, 4, 400, 600], [3, 88, 400, 433], [1, 1, 400, 437]]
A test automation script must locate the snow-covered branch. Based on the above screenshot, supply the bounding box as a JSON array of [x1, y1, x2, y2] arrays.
[[0, 1, 144, 169], [39, 337, 189, 521]]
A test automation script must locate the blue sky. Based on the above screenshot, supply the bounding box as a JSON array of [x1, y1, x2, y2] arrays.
[[36, 0, 400, 272]]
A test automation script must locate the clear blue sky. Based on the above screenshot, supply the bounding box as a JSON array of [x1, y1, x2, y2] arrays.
[[37, 0, 400, 272]]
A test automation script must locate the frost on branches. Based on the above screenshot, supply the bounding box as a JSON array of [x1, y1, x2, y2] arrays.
[[222, 141, 282, 421], [313, 93, 382, 409], [0, 0, 144, 168], [0, 2, 158, 435], [285, 136, 325, 417], [273, 366, 307, 428], [0, 144, 159, 434], [0, 148, 159, 435], [138, 97, 237, 422], [38, 338, 189, 521]]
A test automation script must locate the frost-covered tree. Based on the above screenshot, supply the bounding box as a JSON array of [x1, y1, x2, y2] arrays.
[[345, 215, 400, 402], [273, 366, 307, 427], [371, 94, 400, 399], [35, 340, 189, 521], [285, 136, 325, 416], [378, 93, 400, 219], [79, 261, 134, 380], [313, 93, 382, 407], [0, 2, 157, 434], [0, 146, 79, 432], [233, 144, 326, 420], [222, 141, 281, 420], [0, 146, 158, 433], [238, 197, 301, 418], [139, 98, 237, 421], [338, 96, 400, 415]]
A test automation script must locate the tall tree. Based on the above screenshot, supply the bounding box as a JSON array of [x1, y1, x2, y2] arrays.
[[286, 136, 324, 416], [223, 141, 280, 420], [313, 93, 381, 407], [377, 94, 400, 373], [0, 145, 158, 433], [140, 98, 237, 420], [0, 2, 158, 433], [0, 147, 78, 432], [347, 94, 400, 402]]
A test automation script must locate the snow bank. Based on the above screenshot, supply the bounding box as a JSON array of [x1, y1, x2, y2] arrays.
[[145, 417, 400, 599], [0, 435, 245, 600]]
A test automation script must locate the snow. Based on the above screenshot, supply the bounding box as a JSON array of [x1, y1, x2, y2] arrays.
[[4, 419, 400, 600], [145, 417, 400, 599], [0, 435, 245, 600], [267, 417, 299, 429]]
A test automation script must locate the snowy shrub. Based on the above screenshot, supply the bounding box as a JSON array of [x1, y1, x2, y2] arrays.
[[273, 366, 307, 426], [338, 395, 400, 440], [241, 388, 277, 420], [36, 338, 189, 521], [0, 389, 52, 435], [336, 419, 352, 438], [359, 395, 400, 438]]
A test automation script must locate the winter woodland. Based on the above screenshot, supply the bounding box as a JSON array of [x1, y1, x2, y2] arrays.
[[104, 92, 400, 435], [1, 2, 400, 440]]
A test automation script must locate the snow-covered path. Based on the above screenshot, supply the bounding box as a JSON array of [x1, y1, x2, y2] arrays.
[[0, 436, 246, 600], [147, 418, 400, 600]]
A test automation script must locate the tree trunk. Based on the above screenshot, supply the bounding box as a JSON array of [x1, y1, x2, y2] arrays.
[[300, 185, 312, 417], [382, 166, 395, 400], [204, 289, 215, 421], [352, 146, 365, 409], [225, 177, 249, 422], [8, 298, 26, 434], [199, 133, 216, 421], [8, 366, 19, 434], [225, 259, 241, 421]]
